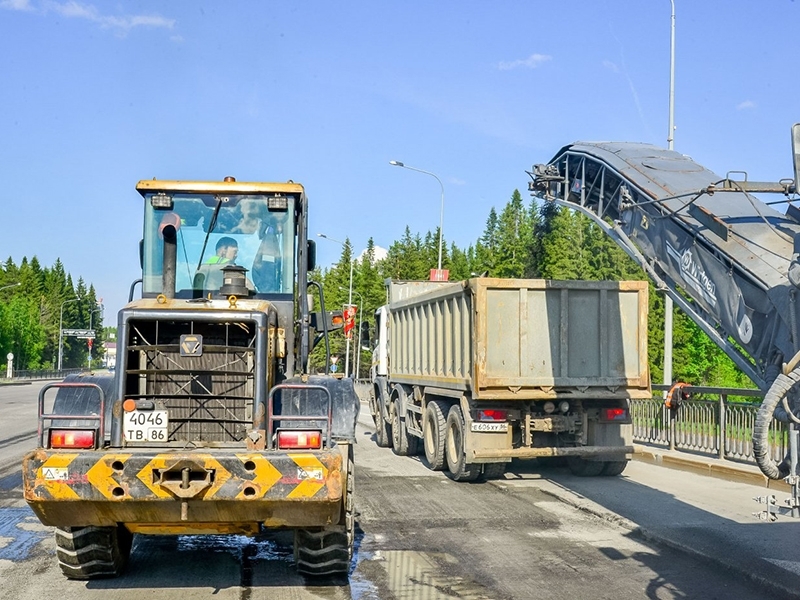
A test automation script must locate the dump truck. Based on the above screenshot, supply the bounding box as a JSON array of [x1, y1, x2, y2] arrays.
[[23, 177, 359, 578], [369, 277, 650, 481]]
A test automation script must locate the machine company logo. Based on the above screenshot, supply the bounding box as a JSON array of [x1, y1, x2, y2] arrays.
[[180, 334, 203, 357], [666, 242, 717, 308]]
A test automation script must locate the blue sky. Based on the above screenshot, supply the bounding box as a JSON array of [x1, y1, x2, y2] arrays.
[[1, 0, 797, 321]]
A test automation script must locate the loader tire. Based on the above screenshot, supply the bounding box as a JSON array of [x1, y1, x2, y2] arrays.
[[600, 460, 629, 476], [55, 525, 132, 580], [567, 457, 605, 477], [423, 400, 448, 471], [295, 444, 354, 577], [444, 405, 480, 482]]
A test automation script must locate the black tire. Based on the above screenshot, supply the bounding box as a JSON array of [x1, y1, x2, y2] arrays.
[[55, 525, 133, 580], [295, 444, 354, 577], [480, 462, 507, 480], [391, 399, 410, 456], [371, 393, 392, 448], [600, 460, 629, 476], [444, 405, 480, 482], [567, 457, 605, 477], [423, 400, 448, 471]]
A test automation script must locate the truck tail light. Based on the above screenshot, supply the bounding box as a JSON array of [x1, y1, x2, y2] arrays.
[[478, 409, 507, 421], [50, 429, 96, 449], [277, 430, 323, 450], [603, 408, 628, 421]]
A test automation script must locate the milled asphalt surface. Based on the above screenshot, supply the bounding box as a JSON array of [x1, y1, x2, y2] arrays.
[[521, 445, 800, 599]]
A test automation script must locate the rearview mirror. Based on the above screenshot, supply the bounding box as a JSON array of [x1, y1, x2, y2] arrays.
[[307, 239, 317, 271]]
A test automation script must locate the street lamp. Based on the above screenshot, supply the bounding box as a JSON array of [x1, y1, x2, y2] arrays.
[[0, 282, 21, 293], [390, 160, 446, 279], [341, 287, 364, 380], [663, 0, 677, 394], [318, 233, 354, 378], [57, 296, 81, 372]]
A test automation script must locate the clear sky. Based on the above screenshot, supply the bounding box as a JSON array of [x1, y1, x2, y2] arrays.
[[1, 0, 797, 323]]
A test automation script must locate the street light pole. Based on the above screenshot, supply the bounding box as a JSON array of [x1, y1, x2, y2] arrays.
[[0, 282, 21, 293], [389, 161, 446, 278], [664, 0, 676, 393], [57, 296, 81, 372], [318, 233, 354, 378]]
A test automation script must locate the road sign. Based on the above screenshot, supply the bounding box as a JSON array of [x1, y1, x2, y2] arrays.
[[62, 329, 96, 338]]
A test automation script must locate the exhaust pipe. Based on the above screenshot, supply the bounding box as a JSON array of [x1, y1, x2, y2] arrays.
[[161, 223, 177, 299]]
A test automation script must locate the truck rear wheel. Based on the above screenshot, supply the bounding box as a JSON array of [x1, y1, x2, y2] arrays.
[[294, 444, 354, 577], [371, 392, 392, 448], [567, 457, 605, 477], [55, 524, 133, 579], [423, 400, 448, 470], [600, 460, 629, 476], [444, 405, 480, 482], [480, 462, 507, 480], [391, 399, 419, 456]]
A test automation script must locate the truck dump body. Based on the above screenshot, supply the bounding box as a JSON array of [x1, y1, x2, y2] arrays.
[[388, 278, 649, 400]]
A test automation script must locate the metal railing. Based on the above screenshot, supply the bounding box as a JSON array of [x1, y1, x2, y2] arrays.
[[631, 384, 788, 466], [6, 368, 84, 381]]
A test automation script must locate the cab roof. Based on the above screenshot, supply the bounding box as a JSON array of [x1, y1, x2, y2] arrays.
[[135, 178, 305, 197]]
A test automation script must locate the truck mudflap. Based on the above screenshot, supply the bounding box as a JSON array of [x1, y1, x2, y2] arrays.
[[23, 447, 344, 532]]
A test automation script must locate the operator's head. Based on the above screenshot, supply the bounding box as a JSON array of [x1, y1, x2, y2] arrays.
[[215, 237, 239, 262]]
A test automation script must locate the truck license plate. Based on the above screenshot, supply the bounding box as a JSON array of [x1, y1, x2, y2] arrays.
[[124, 410, 169, 442], [471, 422, 508, 432]]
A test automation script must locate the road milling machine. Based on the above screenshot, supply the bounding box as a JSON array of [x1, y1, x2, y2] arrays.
[[23, 177, 360, 577], [528, 124, 800, 519]]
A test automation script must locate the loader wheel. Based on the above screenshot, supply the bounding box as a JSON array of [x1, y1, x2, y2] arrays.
[[423, 400, 448, 471], [480, 462, 507, 480], [55, 524, 133, 580], [295, 444, 354, 577], [444, 405, 480, 482], [600, 460, 629, 476], [567, 457, 605, 477]]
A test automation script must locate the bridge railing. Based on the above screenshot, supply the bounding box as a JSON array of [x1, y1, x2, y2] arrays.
[[7, 368, 84, 381], [632, 384, 787, 466]]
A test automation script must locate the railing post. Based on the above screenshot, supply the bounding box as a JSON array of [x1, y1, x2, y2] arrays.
[[669, 404, 676, 451], [718, 393, 726, 460]]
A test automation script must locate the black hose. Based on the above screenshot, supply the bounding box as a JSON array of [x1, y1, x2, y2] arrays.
[[753, 367, 799, 479]]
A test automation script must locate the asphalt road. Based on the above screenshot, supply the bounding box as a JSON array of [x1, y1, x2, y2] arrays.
[[0, 383, 786, 599]]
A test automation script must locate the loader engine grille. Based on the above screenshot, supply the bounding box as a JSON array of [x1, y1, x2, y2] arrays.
[[124, 317, 258, 444]]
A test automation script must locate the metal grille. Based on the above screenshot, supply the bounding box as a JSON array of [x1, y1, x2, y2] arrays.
[[125, 318, 256, 444]]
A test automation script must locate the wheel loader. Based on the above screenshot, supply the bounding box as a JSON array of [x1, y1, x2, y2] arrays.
[[23, 177, 359, 578]]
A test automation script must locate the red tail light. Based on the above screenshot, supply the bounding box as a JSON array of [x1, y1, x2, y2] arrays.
[[603, 408, 628, 421], [478, 409, 507, 421], [50, 429, 96, 449], [277, 430, 323, 450]]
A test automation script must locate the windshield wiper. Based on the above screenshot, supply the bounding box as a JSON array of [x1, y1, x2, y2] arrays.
[[195, 197, 224, 272]]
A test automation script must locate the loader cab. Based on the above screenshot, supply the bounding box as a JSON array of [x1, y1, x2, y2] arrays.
[[138, 188, 298, 299]]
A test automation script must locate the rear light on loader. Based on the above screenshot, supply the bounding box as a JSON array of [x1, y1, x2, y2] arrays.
[[478, 409, 507, 421], [49, 429, 96, 449], [602, 408, 628, 421], [276, 430, 323, 450]]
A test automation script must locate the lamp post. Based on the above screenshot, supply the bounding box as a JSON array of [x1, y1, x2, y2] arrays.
[[0, 282, 21, 293], [389, 160, 446, 279], [342, 288, 364, 380], [57, 296, 81, 372], [318, 233, 354, 378], [88, 303, 104, 371], [663, 0, 676, 394]]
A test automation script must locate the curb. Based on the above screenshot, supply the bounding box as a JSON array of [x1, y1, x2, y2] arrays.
[[633, 445, 791, 493]]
